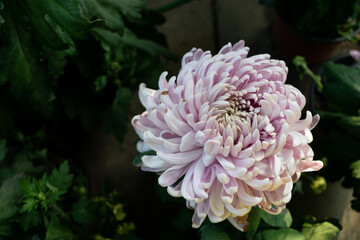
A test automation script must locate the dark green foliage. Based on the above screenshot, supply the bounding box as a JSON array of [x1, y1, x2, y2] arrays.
[[72, 199, 96, 224], [0, 0, 168, 239], [245, 207, 261, 240], [263, 0, 360, 38], [254, 229, 305, 240], [260, 209, 292, 229], [19, 161, 73, 213], [0, 0, 168, 142], [200, 224, 231, 240], [301, 216, 340, 240], [323, 62, 360, 114], [295, 56, 360, 213]]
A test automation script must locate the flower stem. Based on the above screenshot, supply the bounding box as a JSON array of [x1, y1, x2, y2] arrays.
[[156, 0, 193, 13]]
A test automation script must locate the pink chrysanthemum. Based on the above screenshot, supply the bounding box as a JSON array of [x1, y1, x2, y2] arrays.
[[132, 40, 323, 231]]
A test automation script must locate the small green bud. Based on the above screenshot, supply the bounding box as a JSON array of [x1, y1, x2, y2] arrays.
[[310, 176, 327, 194]]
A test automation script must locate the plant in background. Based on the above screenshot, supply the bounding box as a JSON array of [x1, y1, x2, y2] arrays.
[[131, 40, 337, 239], [294, 54, 360, 213], [0, 0, 169, 239], [261, 0, 360, 40]]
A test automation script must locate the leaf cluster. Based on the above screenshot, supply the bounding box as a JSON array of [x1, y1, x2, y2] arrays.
[[261, 0, 360, 39], [316, 61, 360, 211], [0, 1, 169, 238], [294, 55, 360, 212], [0, 153, 138, 240], [198, 207, 340, 240], [0, 0, 169, 142], [19, 161, 73, 214]]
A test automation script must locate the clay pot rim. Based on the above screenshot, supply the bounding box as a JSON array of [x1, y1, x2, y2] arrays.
[[277, 13, 360, 43]]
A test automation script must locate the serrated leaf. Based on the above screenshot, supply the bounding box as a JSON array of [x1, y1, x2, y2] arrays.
[[72, 199, 96, 224], [20, 177, 40, 198], [351, 160, 360, 179], [21, 198, 40, 213], [0, 138, 7, 162], [49, 161, 74, 192], [199, 224, 230, 240], [254, 229, 306, 240], [260, 208, 292, 228], [301, 221, 339, 240]]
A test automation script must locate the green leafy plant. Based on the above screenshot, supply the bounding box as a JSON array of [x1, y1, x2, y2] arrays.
[[261, 0, 360, 39], [197, 207, 339, 240], [294, 55, 360, 213], [0, 0, 169, 239]]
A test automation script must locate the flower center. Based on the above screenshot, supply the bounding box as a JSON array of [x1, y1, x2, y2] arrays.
[[216, 91, 255, 123]]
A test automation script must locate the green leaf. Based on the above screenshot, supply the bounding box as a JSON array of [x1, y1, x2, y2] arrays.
[[199, 224, 231, 240], [103, 87, 132, 142], [95, 75, 108, 91], [0, 138, 7, 162], [46, 214, 74, 240], [116, 0, 144, 20], [0, 19, 55, 117], [351, 160, 360, 179], [260, 208, 292, 228], [323, 62, 360, 114], [254, 229, 306, 240], [19, 211, 42, 231], [92, 27, 170, 57], [13, 152, 44, 173], [246, 207, 261, 240], [337, 115, 360, 138], [21, 198, 40, 213], [79, 0, 144, 31], [0, 0, 89, 116], [49, 161, 74, 192], [132, 150, 156, 166], [301, 221, 339, 240], [72, 199, 96, 224], [0, 174, 22, 221]]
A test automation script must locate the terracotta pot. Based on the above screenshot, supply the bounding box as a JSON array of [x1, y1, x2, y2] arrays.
[[273, 14, 357, 64]]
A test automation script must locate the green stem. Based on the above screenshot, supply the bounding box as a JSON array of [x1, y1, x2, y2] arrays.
[[156, 0, 193, 13]]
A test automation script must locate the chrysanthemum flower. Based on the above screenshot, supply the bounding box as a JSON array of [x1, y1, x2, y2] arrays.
[[131, 40, 323, 231]]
